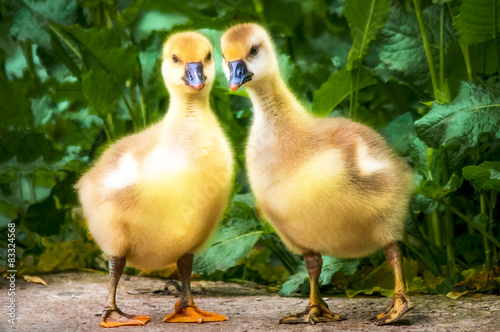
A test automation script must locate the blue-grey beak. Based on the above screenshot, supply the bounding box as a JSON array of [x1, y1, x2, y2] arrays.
[[183, 62, 206, 91], [228, 60, 253, 91]]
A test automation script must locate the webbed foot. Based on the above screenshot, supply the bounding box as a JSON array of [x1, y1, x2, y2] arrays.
[[371, 293, 413, 325], [100, 308, 151, 328], [163, 301, 227, 323], [279, 304, 346, 325]]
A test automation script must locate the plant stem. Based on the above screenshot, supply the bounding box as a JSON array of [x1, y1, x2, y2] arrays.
[[431, 210, 442, 247], [411, 214, 442, 275], [352, 65, 362, 119], [414, 0, 440, 102], [494, 0, 500, 77], [481, 193, 492, 270], [349, 69, 356, 119], [442, 152, 456, 275], [22, 40, 42, 97], [443, 201, 500, 249], [444, 207, 456, 275], [439, 5, 445, 88], [446, 3, 473, 80], [29, 176, 36, 204], [402, 240, 441, 276]]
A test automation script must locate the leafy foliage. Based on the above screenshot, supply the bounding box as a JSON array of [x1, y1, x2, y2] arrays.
[[344, 0, 391, 70], [454, 0, 500, 46], [1, 0, 499, 299]]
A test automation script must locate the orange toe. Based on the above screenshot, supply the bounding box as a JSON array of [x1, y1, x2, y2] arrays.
[[100, 310, 151, 328], [163, 305, 227, 323]]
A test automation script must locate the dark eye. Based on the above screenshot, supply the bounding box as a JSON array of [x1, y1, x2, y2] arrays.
[[206, 52, 211, 61], [250, 46, 258, 56], [172, 54, 179, 63]]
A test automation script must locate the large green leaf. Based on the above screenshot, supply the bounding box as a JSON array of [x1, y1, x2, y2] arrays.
[[0, 128, 64, 164], [462, 162, 500, 192], [279, 256, 359, 296], [64, 25, 138, 82], [82, 70, 122, 115], [312, 67, 376, 116], [381, 112, 416, 155], [375, 6, 454, 90], [455, 0, 500, 46], [346, 258, 419, 298], [9, 0, 76, 48], [18, 239, 101, 274], [344, 0, 391, 70], [23, 197, 66, 236], [414, 82, 500, 153], [193, 194, 262, 275], [0, 80, 34, 129]]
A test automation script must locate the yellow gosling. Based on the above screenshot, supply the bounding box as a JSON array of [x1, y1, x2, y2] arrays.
[[76, 32, 232, 327], [221, 23, 414, 326]]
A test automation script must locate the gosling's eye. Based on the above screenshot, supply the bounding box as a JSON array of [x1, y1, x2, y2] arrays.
[[172, 54, 179, 63], [250, 46, 258, 56], [206, 52, 211, 61]]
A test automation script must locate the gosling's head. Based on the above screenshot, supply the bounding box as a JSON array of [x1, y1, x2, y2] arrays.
[[221, 23, 278, 91], [162, 32, 214, 94]]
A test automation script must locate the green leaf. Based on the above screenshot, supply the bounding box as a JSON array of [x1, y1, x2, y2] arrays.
[[346, 258, 418, 298], [344, 0, 391, 70], [82, 70, 122, 115], [9, 0, 76, 48], [279, 265, 308, 296], [48, 30, 81, 80], [462, 161, 500, 192], [117, 0, 147, 27], [411, 193, 438, 214], [0, 129, 64, 164], [455, 0, 500, 46], [23, 197, 66, 236], [279, 256, 359, 296], [319, 257, 360, 286], [375, 6, 454, 89], [0, 79, 34, 129], [19, 239, 101, 274], [414, 173, 460, 200], [65, 25, 138, 82], [381, 112, 416, 155], [193, 194, 262, 275], [312, 67, 376, 116], [414, 82, 500, 153]]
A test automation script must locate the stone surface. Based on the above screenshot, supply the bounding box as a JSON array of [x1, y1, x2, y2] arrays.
[[1, 272, 498, 331]]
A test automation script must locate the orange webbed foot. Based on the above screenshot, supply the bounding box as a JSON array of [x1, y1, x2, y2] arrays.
[[163, 301, 227, 323], [100, 309, 151, 328]]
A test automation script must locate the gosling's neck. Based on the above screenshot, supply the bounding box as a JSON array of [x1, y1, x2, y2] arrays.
[[160, 88, 212, 143], [166, 89, 211, 120], [245, 74, 309, 127]]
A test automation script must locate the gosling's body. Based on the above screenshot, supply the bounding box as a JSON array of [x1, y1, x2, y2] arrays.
[[77, 106, 232, 269], [246, 78, 412, 258]]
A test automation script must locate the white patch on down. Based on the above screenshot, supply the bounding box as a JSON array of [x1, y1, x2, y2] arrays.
[[357, 144, 387, 176], [102, 153, 140, 189], [143, 145, 190, 180]]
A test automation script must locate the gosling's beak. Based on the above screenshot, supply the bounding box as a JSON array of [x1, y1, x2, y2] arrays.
[[183, 62, 206, 91], [228, 60, 253, 91]]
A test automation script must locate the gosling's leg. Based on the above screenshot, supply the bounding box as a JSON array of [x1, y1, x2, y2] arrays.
[[372, 242, 414, 325], [100, 256, 151, 327], [163, 253, 227, 323], [280, 252, 346, 325]]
